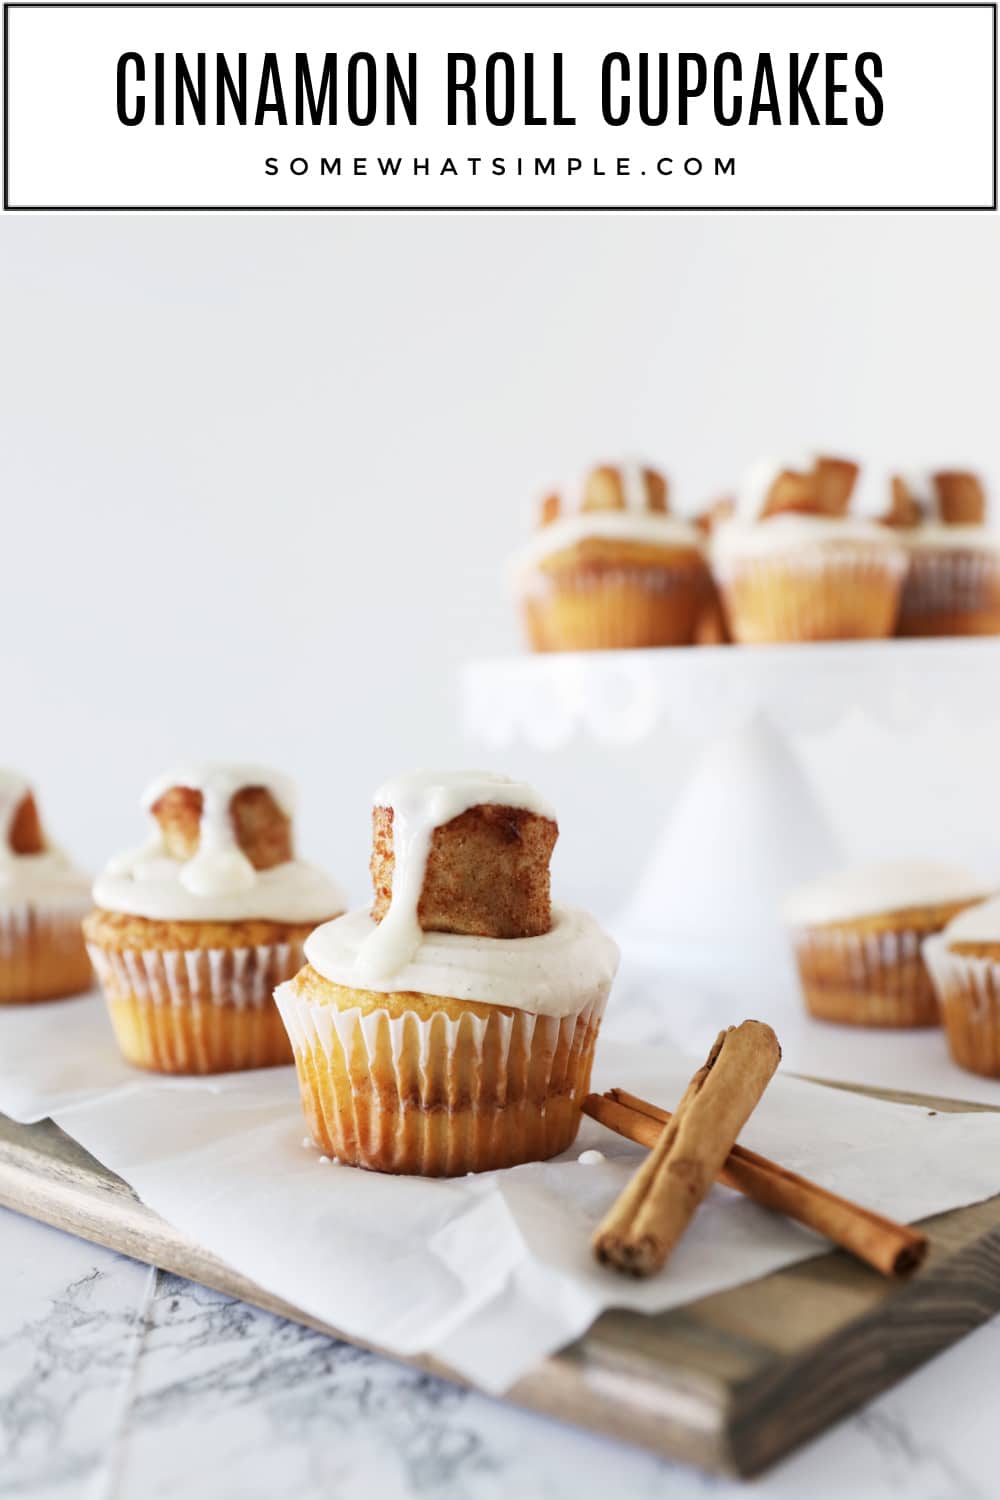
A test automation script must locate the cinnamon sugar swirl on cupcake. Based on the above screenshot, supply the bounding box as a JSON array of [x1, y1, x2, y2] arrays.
[[512, 463, 711, 650], [84, 765, 345, 1073], [0, 771, 92, 1003], [277, 771, 618, 1175], [712, 454, 906, 643], [883, 471, 1000, 637]]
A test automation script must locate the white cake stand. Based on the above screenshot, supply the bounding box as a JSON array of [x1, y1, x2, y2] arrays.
[[461, 638, 1000, 977]]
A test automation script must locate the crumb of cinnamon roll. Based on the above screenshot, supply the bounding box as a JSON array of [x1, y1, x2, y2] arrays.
[[370, 802, 557, 939], [882, 475, 924, 528], [934, 471, 986, 526], [760, 455, 859, 520], [150, 784, 293, 869]]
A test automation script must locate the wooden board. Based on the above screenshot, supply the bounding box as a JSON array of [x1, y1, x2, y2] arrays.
[[4, 1086, 1000, 1479]]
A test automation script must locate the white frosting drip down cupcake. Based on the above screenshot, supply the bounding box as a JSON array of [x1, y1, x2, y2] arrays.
[[93, 762, 345, 923], [783, 861, 990, 928], [0, 769, 90, 914], [305, 769, 619, 1016]]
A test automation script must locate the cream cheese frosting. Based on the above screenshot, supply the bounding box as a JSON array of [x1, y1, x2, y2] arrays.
[[783, 861, 990, 927], [711, 513, 905, 570], [942, 895, 1000, 946], [902, 525, 1000, 552], [356, 770, 555, 984], [94, 763, 345, 924], [510, 510, 703, 580], [0, 770, 90, 914], [305, 903, 619, 1017]]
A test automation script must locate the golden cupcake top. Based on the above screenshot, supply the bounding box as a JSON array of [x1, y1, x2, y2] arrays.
[[93, 762, 345, 923]]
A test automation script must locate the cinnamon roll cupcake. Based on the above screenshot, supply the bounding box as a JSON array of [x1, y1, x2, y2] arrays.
[[84, 765, 345, 1073], [512, 463, 711, 650], [925, 898, 1000, 1076], [712, 454, 907, 643], [786, 862, 988, 1028], [0, 771, 92, 1003], [277, 771, 618, 1175], [884, 471, 1000, 637]]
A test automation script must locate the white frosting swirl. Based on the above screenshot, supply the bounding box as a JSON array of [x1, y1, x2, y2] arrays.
[[712, 513, 905, 570], [510, 510, 703, 580], [0, 769, 90, 915], [943, 895, 1000, 946], [93, 857, 345, 924], [784, 861, 990, 927], [94, 762, 344, 923], [356, 770, 554, 984], [903, 525, 1000, 553], [305, 904, 619, 1018]]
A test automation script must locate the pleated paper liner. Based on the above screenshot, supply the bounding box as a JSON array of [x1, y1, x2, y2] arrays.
[[0, 903, 93, 1004], [924, 936, 1000, 1077], [276, 982, 607, 1175], [717, 546, 906, 643], [792, 922, 942, 1028], [897, 550, 1000, 637], [88, 939, 304, 1073], [521, 561, 711, 650]]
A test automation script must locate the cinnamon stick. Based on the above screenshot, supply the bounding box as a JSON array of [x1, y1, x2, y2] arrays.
[[585, 1087, 927, 1278], [592, 1021, 781, 1278]]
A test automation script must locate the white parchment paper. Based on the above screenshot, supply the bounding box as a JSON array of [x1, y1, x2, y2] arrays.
[[4, 991, 1000, 1393]]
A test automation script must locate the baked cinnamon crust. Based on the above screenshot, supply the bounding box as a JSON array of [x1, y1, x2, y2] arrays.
[[882, 475, 924, 528], [150, 784, 293, 869], [541, 463, 669, 524], [934, 471, 986, 526], [370, 802, 557, 939], [760, 454, 860, 520], [8, 793, 45, 855], [83, 907, 324, 953]]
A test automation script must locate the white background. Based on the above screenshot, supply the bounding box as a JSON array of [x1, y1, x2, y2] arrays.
[[2, 212, 999, 910], [4, 3, 996, 209]]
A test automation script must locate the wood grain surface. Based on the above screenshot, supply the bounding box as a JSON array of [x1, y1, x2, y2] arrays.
[[2, 1085, 1000, 1478]]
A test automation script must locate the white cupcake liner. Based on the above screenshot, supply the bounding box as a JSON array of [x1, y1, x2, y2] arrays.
[[717, 546, 907, 642], [520, 562, 708, 600], [0, 899, 93, 1003], [791, 923, 939, 1026], [276, 982, 608, 1173], [0, 899, 90, 960], [898, 549, 1000, 629], [923, 934, 1000, 1074], [88, 939, 303, 1010]]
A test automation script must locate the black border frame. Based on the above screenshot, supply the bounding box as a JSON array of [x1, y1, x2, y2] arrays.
[[3, 1, 997, 212]]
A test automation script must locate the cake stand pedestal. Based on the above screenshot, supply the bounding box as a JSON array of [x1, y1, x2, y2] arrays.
[[461, 638, 1000, 977]]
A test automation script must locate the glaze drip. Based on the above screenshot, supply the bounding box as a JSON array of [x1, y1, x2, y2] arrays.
[[355, 770, 555, 984]]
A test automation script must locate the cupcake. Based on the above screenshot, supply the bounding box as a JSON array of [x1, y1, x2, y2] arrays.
[[712, 454, 907, 643], [512, 463, 712, 651], [692, 496, 735, 645], [84, 765, 345, 1074], [785, 861, 988, 1028], [924, 898, 1000, 1076], [883, 471, 1000, 637], [0, 771, 92, 1003], [276, 770, 619, 1175]]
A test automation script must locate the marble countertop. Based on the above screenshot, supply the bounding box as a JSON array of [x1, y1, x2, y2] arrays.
[[2, 1198, 997, 1500]]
